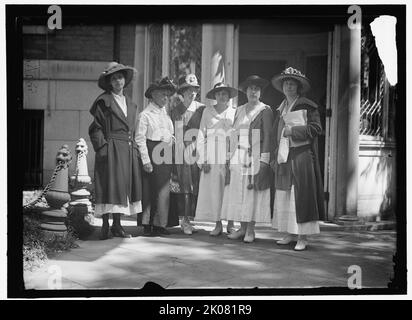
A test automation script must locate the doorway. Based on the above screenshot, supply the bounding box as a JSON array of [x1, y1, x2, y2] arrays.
[[21, 110, 44, 188], [238, 22, 330, 213]]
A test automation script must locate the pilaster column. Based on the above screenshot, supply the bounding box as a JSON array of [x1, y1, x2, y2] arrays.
[[201, 24, 238, 107]]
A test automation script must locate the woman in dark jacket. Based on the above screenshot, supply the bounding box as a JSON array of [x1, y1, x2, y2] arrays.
[[89, 62, 142, 240], [169, 74, 205, 235], [270, 67, 325, 251]]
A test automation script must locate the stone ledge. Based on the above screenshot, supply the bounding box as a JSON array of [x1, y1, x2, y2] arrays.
[[320, 221, 396, 231]]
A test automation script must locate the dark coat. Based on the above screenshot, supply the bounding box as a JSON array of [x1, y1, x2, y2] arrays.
[[271, 96, 325, 223], [170, 102, 205, 194], [248, 105, 274, 190], [89, 92, 142, 206]]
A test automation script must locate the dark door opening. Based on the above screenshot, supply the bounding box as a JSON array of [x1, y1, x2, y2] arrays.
[[238, 26, 329, 214], [305, 55, 328, 184], [21, 110, 44, 189], [238, 59, 286, 113]]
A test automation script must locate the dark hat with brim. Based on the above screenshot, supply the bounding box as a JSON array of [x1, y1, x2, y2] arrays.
[[271, 67, 311, 93], [239, 75, 269, 93], [98, 62, 136, 91], [177, 74, 200, 95], [145, 77, 176, 99], [206, 82, 239, 100]]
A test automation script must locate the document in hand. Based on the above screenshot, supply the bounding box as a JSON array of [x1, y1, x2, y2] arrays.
[[282, 109, 310, 147]]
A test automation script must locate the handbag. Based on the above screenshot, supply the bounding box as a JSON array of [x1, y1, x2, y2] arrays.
[[170, 166, 181, 193], [277, 128, 290, 164], [170, 142, 181, 193], [224, 161, 231, 185]]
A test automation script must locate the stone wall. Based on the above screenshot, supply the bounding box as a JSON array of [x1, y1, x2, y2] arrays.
[[358, 141, 396, 220], [23, 59, 110, 185], [23, 24, 137, 187]]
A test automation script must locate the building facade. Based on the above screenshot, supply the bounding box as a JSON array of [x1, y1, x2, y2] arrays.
[[21, 18, 397, 223]]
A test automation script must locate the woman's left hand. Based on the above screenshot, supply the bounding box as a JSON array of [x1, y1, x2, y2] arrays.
[[283, 125, 292, 137]]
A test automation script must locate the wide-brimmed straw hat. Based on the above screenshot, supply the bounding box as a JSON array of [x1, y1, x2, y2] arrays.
[[271, 67, 311, 93], [144, 76, 177, 99], [206, 82, 238, 100], [98, 62, 136, 91], [177, 74, 200, 95], [239, 75, 269, 93]]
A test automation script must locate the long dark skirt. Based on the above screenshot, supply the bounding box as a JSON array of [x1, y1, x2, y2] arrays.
[[139, 139, 179, 228], [169, 159, 200, 219]]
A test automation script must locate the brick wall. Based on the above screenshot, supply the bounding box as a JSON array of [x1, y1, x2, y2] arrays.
[[23, 25, 115, 61], [23, 24, 138, 188]]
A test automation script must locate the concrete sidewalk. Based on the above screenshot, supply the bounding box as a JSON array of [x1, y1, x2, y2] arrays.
[[24, 218, 397, 290]]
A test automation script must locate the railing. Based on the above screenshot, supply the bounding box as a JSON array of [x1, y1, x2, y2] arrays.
[[360, 99, 383, 137], [360, 62, 386, 139]]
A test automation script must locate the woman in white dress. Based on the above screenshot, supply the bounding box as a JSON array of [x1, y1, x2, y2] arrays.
[[221, 75, 274, 243], [195, 83, 237, 236]]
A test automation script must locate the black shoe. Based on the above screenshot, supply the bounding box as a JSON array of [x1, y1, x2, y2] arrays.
[[111, 225, 132, 238], [142, 225, 153, 237], [100, 223, 111, 240], [153, 226, 170, 235]]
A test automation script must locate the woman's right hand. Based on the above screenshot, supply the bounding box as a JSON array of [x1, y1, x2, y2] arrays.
[[143, 162, 153, 173], [269, 159, 277, 172], [283, 125, 292, 137], [96, 143, 108, 161]]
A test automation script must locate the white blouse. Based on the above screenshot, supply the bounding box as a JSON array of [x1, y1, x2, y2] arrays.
[[135, 102, 174, 165], [112, 92, 127, 117]]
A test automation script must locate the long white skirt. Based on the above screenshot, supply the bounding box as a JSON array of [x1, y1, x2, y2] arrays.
[[272, 187, 320, 235], [221, 166, 271, 223], [195, 164, 226, 222], [94, 197, 142, 218]]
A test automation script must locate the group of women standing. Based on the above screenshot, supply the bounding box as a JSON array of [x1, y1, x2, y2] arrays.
[[89, 62, 325, 251]]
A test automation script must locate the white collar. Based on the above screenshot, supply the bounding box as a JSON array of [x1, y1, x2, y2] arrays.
[[236, 102, 266, 124], [147, 101, 167, 114], [111, 91, 125, 99], [277, 96, 299, 114], [187, 101, 199, 112]]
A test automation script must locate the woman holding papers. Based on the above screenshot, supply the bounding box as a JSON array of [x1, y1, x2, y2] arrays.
[[221, 75, 274, 243], [270, 67, 325, 251], [195, 83, 237, 236]]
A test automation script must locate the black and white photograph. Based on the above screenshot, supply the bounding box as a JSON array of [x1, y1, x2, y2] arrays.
[[4, 1, 407, 301]]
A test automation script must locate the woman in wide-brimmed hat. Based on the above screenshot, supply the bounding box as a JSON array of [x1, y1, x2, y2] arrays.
[[220, 75, 274, 243], [135, 76, 177, 236], [169, 74, 206, 235], [195, 82, 238, 236], [89, 61, 142, 240], [270, 67, 325, 251]]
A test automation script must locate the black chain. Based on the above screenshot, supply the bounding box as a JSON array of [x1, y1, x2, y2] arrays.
[[23, 160, 67, 209]]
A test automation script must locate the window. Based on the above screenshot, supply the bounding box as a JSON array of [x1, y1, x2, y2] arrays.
[[168, 24, 202, 105], [360, 24, 395, 142], [148, 24, 163, 84]]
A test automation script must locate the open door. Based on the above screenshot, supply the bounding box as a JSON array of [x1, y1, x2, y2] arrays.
[[323, 31, 334, 221]]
